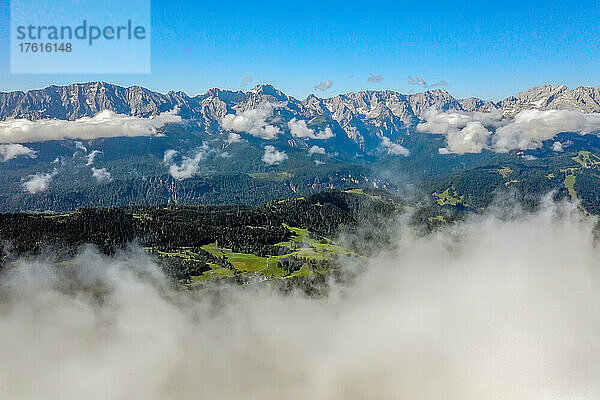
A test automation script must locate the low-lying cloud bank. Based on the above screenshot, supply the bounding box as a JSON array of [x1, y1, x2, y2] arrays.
[[308, 145, 326, 156], [418, 108, 600, 154], [0, 143, 37, 161], [0, 203, 599, 399], [222, 104, 334, 141], [381, 136, 410, 156], [222, 103, 281, 140], [92, 167, 112, 183], [288, 118, 334, 140], [22, 169, 58, 194], [163, 145, 210, 180], [262, 145, 287, 165], [0, 109, 181, 144], [85, 150, 102, 166]]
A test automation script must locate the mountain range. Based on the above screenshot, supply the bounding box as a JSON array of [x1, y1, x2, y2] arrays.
[[3, 82, 600, 151], [2, 82, 600, 215]]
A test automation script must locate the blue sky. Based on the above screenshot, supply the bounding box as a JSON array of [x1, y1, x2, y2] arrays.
[[0, 0, 598, 100]]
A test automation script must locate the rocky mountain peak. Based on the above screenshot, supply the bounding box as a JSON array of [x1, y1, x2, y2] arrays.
[[247, 84, 288, 101], [501, 84, 600, 116]]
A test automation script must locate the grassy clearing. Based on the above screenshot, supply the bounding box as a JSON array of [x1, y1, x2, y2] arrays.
[[156, 247, 200, 261], [496, 166, 513, 179], [201, 243, 286, 277], [287, 263, 311, 278], [248, 171, 293, 181], [572, 151, 600, 168], [226, 252, 270, 272], [200, 243, 225, 257], [42, 213, 73, 219], [277, 197, 304, 204], [191, 263, 235, 284], [343, 188, 386, 202], [433, 186, 464, 206], [564, 174, 578, 202], [198, 222, 352, 281], [276, 224, 352, 259], [343, 188, 364, 194], [428, 215, 446, 224]]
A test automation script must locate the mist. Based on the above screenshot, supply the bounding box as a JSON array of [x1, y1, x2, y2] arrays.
[[1, 202, 600, 399]]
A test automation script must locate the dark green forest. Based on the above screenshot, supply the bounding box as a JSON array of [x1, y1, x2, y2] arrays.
[[0, 190, 402, 289]]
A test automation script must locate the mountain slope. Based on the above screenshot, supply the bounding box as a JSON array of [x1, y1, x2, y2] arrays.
[[2, 82, 600, 215]]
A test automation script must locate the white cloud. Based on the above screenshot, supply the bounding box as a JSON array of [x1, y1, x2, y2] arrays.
[[416, 109, 499, 154], [315, 80, 333, 91], [169, 154, 203, 180], [441, 122, 492, 155], [408, 76, 427, 86], [0, 109, 181, 144], [85, 150, 102, 166], [262, 145, 287, 165], [552, 141, 564, 152], [3, 203, 600, 399], [163, 149, 178, 164], [493, 109, 600, 153], [241, 76, 253, 87], [381, 137, 410, 156], [165, 146, 208, 180], [416, 109, 503, 136], [368, 73, 384, 83], [288, 119, 334, 140], [225, 132, 243, 145], [316, 127, 334, 140], [222, 103, 280, 140], [408, 76, 448, 88], [74, 141, 88, 153], [0, 144, 37, 162], [417, 108, 600, 154], [23, 170, 58, 194], [288, 118, 314, 138], [308, 145, 326, 156], [92, 167, 112, 183]]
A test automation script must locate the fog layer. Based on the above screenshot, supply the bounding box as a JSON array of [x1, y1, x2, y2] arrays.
[[1, 203, 599, 399]]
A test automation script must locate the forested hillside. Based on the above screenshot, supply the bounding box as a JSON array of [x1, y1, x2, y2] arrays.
[[0, 190, 402, 289]]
